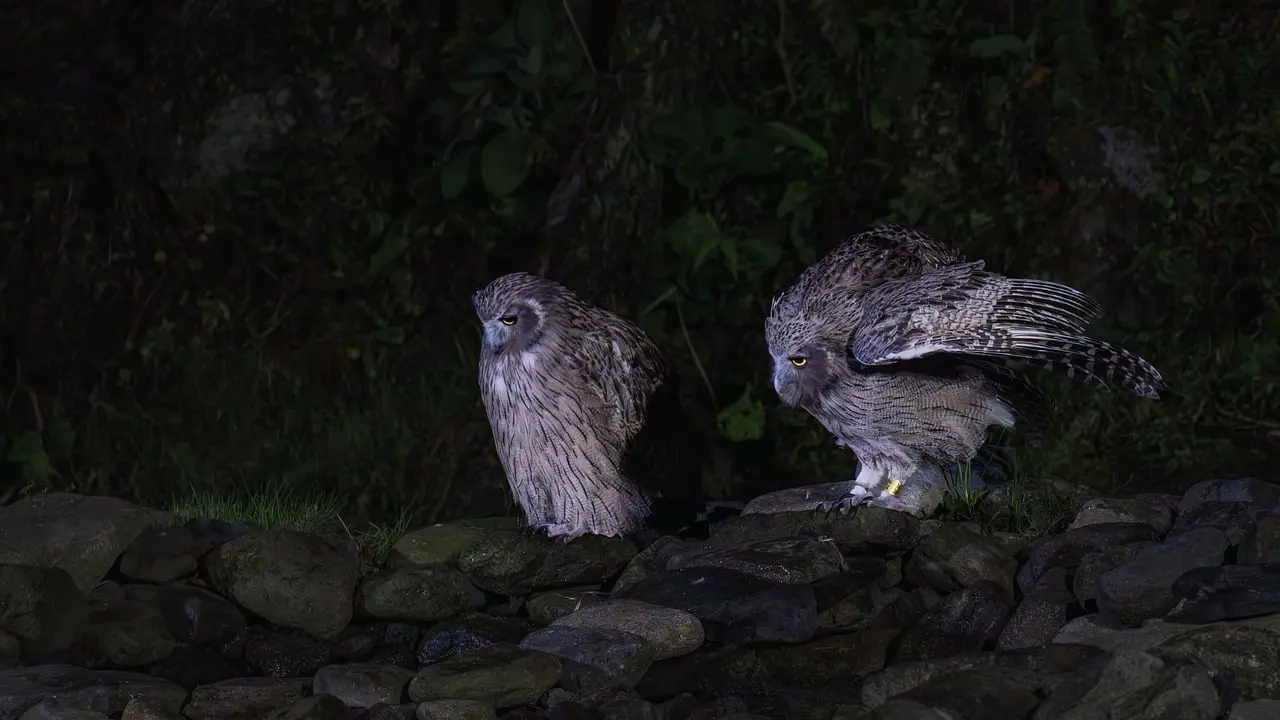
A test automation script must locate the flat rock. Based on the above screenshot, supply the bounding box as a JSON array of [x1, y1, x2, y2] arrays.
[[709, 506, 920, 555], [667, 537, 846, 584], [407, 642, 561, 708], [358, 565, 485, 623], [1097, 527, 1227, 627], [456, 530, 637, 596], [551, 599, 703, 660], [525, 587, 607, 625], [183, 677, 312, 720], [0, 665, 185, 719], [415, 699, 496, 720], [388, 518, 518, 569], [1167, 564, 1280, 623], [313, 663, 414, 708], [614, 567, 817, 645], [519, 625, 654, 693], [202, 529, 360, 639], [998, 567, 1074, 651], [1178, 477, 1280, 515], [0, 494, 157, 593], [1051, 616, 1198, 652], [1067, 497, 1174, 537]]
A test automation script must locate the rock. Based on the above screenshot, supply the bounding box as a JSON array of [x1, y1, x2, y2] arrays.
[[998, 567, 1074, 651], [358, 566, 485, 623], [203, 529, 360, 639], [121, 698, 183, 719], [1096, 527, 1227, 627], [895, 582, 1012, 662], [389, 518, 518, 568], [526, 588, 608, 625], [551, 599, 704, 660], [1169, 501, 1265, 546], [0, 630, 19, 670], [456, 530, 637, 596], [313, 663, 414, 708], [147, 646, 240, 691], [754, 629, 898, 687], [1067, 497, 1174, 536], [1153, 615, 1280, 700], [1051, 616, 1197, 652], [1019, 523, 1158, 595], [1033, 649, 1220, 719], [904, 523, 1018, 602], [123, 584, 247, 647], [407, 643, 561, 708], [710, 506, 921, 555], [117, 525, 199, 584], [0, 665, 185, 719], [1071, 541, 1155, 608], [859, 644, 1106, 709], [0, 565, 88, 659], [610, 537, 691, 595], [667, 536, 846, 584], [183, 677, 313, 720], [264, 694, 353, 719], [0, 494, 156, 592], [615, 567, 817, 645], [1239, 515, 1280, 564], [1166, 564, 1280, 623], [1231, 699, 1280, 720], [520, 625, 654, 692], [1178, 477, 1280, 515], [414, 699, 496, 719], [79, 582, 177, 667], [244, 632, 331, 678], [881, 667, 1041, 719], [18, 705, 111, 719]]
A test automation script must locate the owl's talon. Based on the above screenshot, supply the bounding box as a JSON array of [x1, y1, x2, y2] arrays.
[[816, 486, 873, 514]]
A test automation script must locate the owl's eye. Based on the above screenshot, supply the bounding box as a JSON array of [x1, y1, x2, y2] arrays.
[[500, 315, 518, 326], [789, 356, 807, 368]]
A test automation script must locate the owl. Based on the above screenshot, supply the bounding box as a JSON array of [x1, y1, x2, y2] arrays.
[[473, 272, 701, 540], [765, 225, 1164, 515]]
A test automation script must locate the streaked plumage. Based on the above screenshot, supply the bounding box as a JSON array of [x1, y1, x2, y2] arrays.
[[473, 272, 700, 540], [765, 225, 1164, 515]]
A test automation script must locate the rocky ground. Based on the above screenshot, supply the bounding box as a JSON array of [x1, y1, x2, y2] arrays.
[[2, 481, 1280, 720]]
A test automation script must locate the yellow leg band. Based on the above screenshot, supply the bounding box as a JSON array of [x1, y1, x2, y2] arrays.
[[886, 478, 904, 496]]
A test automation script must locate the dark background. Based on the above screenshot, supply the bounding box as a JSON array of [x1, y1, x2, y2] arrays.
[[2, 0, 1277, 529]]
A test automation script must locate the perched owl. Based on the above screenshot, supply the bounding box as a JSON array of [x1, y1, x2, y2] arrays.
[[764, 225, 1164, 516], [473, 272, 703, 540]]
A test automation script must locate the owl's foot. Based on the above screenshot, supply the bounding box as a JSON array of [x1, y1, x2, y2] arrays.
[[816, 484, 873, 514], [863, 490, 923, 517], [529, 522, 588, 543]]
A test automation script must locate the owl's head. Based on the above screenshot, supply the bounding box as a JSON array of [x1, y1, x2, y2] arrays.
[[765, 292, 844, 408], [472, 272, 572, 356]]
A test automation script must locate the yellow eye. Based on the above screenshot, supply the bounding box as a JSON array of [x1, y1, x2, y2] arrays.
[[500, 315, 518, 326], [789, 356, 807, 368]]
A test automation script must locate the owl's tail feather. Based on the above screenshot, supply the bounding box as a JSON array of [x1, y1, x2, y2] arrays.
[[946, 328, 1165, 399]]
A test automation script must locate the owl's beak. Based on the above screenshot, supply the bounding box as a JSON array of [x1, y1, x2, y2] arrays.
[[482, 323, 506, 351], [772, 365, 801, 407]]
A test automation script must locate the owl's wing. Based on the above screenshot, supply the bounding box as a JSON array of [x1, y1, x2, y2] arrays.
[[573, 321, 669, 441], [849, 261, 1164, 398], [770, 224, 962, 322]]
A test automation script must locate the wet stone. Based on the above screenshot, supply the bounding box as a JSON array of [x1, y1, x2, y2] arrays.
[[666, 537, 847, 585], [1018, 523, 1158, 596], [519, 625, 655, 693], [183, 677, 313, 720], [0, 665, 185, 719], [312, 662, 414, 708], [357, 565, 485, 623], [614, 567, 817, 645], [1097, 527, 1227, 627], [407, 643, 561, 709], [551, 599, 704, 661], [525, 587, 608, 626], [457, 530, 638, 596], [244, 632, 331, 678]]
